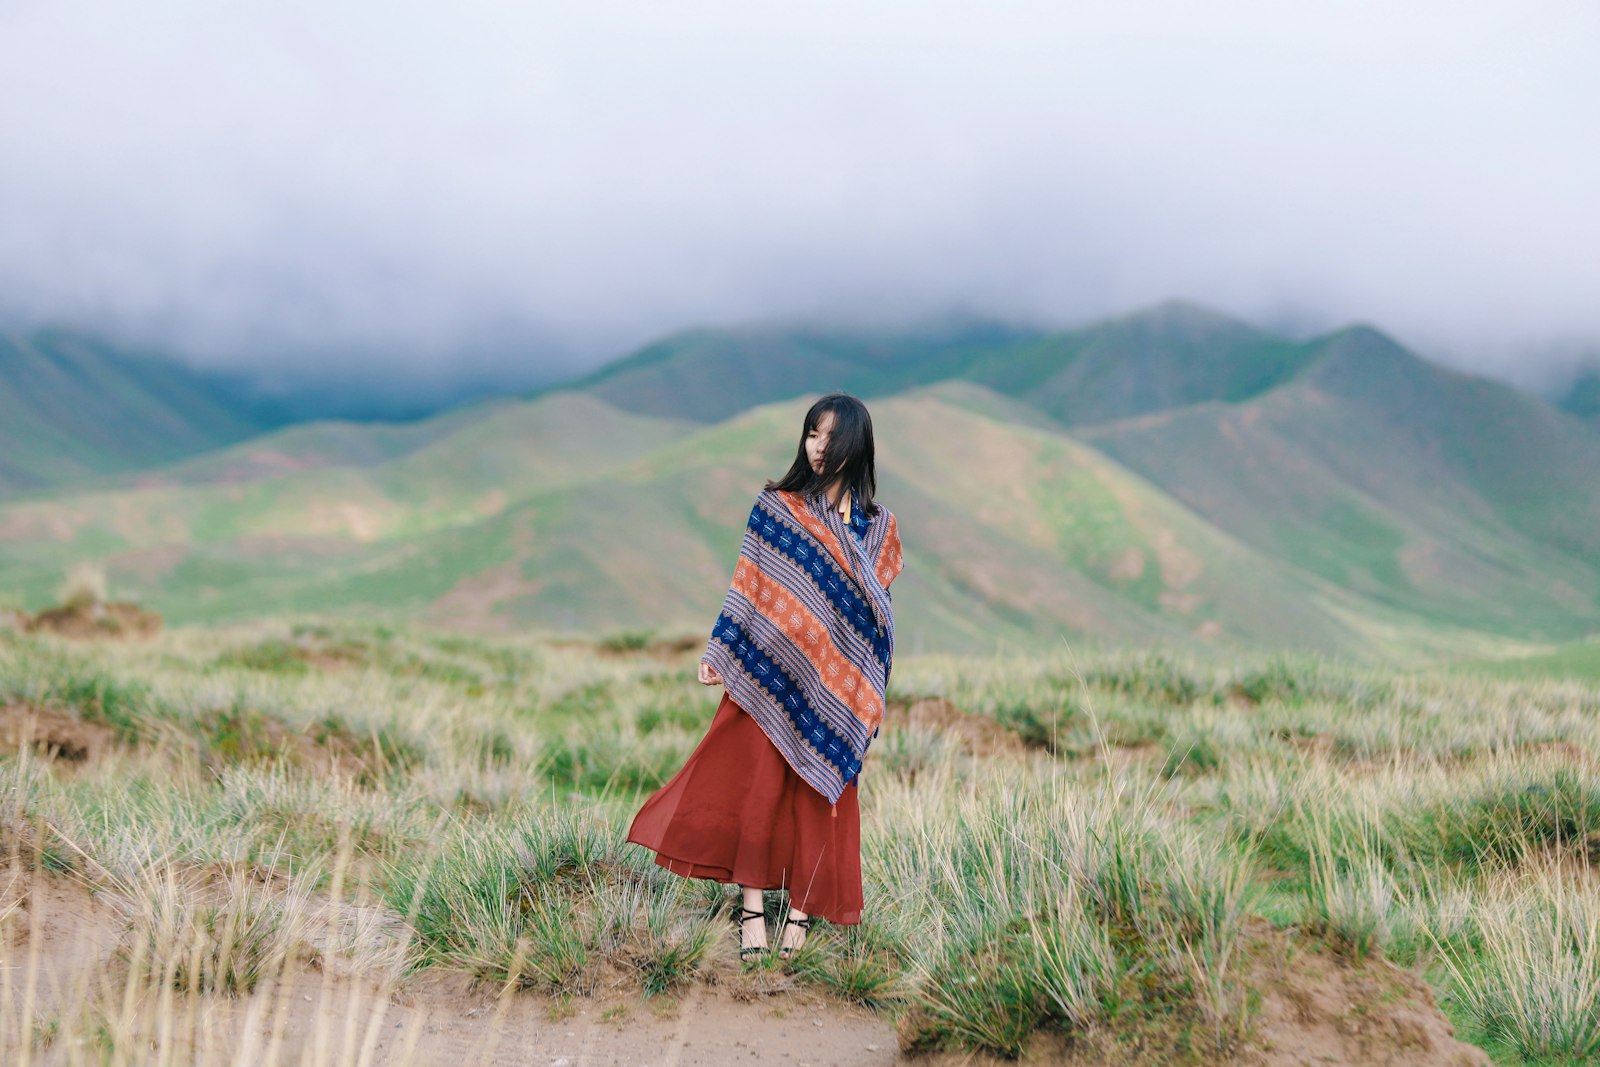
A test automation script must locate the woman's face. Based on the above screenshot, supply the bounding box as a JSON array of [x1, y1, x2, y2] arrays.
[[806, 410, 835, 477]]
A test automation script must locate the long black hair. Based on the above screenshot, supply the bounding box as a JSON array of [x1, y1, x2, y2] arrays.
[[765, 393, 879, 515]]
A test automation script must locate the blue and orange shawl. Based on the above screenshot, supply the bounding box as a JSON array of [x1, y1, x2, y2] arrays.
[[702, 487, 904, 804]]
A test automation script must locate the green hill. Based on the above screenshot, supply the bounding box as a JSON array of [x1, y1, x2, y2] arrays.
[[564, 302, 1312, 428], [956, 301, 1313, 425], [1560, 367, 1600, 428], [0, 329, 273, 495], [1080, 326, 1600, 641], [565, 318, 1031, 422], [5, 304, 1597, 659], [0, 384, 1513, 658], [0, 390, 696, 605]]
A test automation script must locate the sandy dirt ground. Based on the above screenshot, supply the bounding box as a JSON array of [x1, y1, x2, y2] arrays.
[[0, 867, 1489, 1066], [0, 868, 898, 1066]]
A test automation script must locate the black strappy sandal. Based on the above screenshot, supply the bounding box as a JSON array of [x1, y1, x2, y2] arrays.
[[735, 906, 769, 963], [778, 913, 812, 961]]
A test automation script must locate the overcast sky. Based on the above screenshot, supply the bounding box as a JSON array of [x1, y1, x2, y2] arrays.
[[1, 0, 1597, 390]]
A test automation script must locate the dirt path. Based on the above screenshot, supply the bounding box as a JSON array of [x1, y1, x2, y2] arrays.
[[0, 869, 1488, 1066], [0, 868, 898, 1066]]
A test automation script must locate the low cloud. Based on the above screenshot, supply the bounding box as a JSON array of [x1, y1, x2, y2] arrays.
[[1, 0, 1596, 388]]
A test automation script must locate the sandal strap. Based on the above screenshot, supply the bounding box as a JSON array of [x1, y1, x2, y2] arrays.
[[784, 915, 812, 929], [736, 907, 766, 921]]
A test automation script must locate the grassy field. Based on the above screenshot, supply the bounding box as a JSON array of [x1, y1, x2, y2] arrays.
[[1458, 639, 1600, 685], [2, 620, 1599, 1063]]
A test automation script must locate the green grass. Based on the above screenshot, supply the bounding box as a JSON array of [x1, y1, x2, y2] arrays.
[[1459, 639, 1600, 684], [7, 384, 1595, 663], [3, 622, 1600, 1062]]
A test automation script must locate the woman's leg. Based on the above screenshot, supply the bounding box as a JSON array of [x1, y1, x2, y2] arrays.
[[739, 885, 768, 953], [778, 904, 811, 958]]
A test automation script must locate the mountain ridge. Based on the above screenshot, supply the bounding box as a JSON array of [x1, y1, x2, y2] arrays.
[[0, 328, 275, 496], [4, 302, 1597, 659]]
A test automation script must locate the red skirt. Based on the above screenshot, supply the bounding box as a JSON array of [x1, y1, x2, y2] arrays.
[[626, 690, 863, 924]]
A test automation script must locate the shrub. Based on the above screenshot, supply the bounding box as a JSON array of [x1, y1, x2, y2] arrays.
[[1437, 872, 1600, 1063], [57, 562, 108, 611], [116, 866, 308, 995], [900, 926, 1051, 1058]]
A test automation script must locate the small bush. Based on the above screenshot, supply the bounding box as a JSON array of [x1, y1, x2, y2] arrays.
[[1160, 733, 1223, 779], [994, 698, 1079, 753], [211, 639, 309, 675], [1438, 874, 1600, 1063], [900, 926, 1050, 1059], [57, 563, 108, 612], [118, 867, 307, 995], [600, 630, 653, 654], [1081, 655, 1212, 707]]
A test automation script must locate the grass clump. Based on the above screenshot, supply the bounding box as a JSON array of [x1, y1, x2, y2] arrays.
[[787, 926, 908, 1009], [115, 864, 309, 995], [1081, 654, 1213, 707], [1435, 768, 1600, 869], [1437, 870, 1600, 1064], [1301, 813, 1393, 961], [600, 630, 654, 654], [902, 925, 1051, 1058], [993, 696, 1080, 752], [57, 562, 109, 612]]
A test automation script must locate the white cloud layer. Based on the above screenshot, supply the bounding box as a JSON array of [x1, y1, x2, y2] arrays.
[[1, 0, 1596, 384]]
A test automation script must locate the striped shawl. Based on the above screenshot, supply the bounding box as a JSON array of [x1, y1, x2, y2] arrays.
[[702, 487, 904, 804]]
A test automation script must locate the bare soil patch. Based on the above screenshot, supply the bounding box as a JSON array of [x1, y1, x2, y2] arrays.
[[892, 696, 1021, 758], [0, 704, 117, 764], [549, 635, 704, 661], [0, 872, 1494, 1066], [1245, 935, 1488, 1067], [25, 601, 162, 639]]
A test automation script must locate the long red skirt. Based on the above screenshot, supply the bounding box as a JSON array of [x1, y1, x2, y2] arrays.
[[626, 690, 863, 925]]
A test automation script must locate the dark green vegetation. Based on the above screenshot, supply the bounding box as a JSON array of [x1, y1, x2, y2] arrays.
[[1560, 367, 1600, 427], [1458, 638, 1600, 684], [7, 624, 1600, 1062], [564, 301, 1313, 427], [0, 328, 273, 495]]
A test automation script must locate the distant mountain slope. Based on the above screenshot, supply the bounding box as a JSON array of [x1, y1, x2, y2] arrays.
[[1080, 326, 1600, 640], [957, 301, 1313, 425], [0, 391, 696, 594], [5, 304, 1596, 657], [1561, 367, 1600, 428], [0, 329, 272, 495], [0, 384, 1513, 658], [563, 302, 1314, 428], [566, 318, 1032, 422]]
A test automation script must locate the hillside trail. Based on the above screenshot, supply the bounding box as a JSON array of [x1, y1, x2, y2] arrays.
[[0, 868, 1486, 1067]]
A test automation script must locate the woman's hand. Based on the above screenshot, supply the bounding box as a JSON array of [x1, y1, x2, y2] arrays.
[[697, 660, 724, 686]]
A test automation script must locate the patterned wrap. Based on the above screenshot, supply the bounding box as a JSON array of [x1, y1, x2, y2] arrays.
[[701, 487, 905, 804]]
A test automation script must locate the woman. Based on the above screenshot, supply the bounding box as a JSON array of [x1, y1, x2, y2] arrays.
[[626, 393, 904, 962]]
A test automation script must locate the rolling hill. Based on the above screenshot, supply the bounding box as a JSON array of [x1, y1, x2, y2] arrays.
[[0, 328, 274, 495], [0, 382, 1537, 659], [1080, 326, 1600, 640], [2, 301, 1596, 660], [0, 390, 697, 608], [1561, 367, 1600, 428], [563, 302, 1314, 428]]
